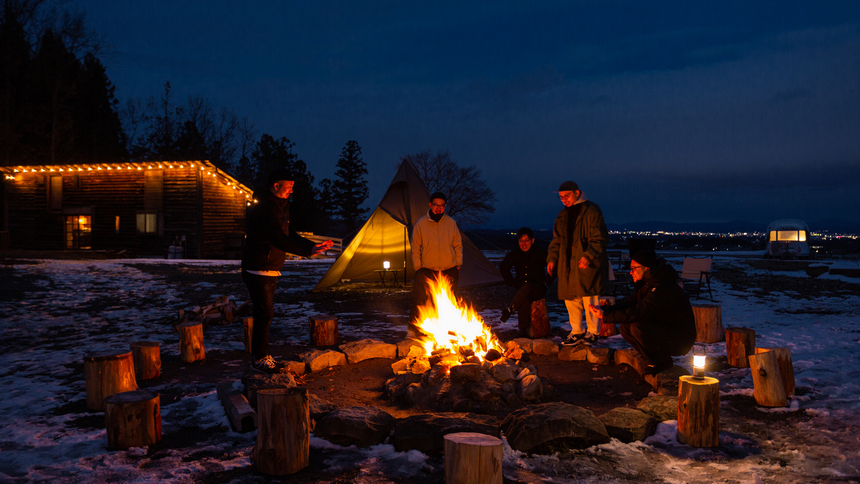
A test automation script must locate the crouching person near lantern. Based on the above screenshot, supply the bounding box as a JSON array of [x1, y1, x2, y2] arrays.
[[242, 167, 332, 374], [588, 250, 696, 375]]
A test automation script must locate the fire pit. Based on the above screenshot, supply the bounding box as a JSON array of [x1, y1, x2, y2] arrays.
[[385, 276, 548, 413]]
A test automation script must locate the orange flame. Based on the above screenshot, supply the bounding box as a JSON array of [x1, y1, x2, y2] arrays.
[[414, 274, 505, 362]]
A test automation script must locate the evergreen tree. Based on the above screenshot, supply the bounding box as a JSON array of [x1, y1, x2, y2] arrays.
[[75, 53, 127, 162], [27, 28, 80, 164], [0, 8, 30, 165], [329, 140, 369, 234]]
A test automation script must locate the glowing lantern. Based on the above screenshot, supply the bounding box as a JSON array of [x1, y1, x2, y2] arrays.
[[383, 261, 390, 270]]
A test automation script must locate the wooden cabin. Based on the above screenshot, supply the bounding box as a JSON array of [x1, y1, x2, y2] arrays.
[[0, 160, 251, 258]]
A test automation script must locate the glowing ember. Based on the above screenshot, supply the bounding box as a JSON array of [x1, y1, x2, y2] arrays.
[[414, 274, 505, 362]]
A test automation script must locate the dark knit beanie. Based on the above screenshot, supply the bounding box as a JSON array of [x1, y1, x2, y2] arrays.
[[631, 250, 659, 268], [430, 192, 447, 203]]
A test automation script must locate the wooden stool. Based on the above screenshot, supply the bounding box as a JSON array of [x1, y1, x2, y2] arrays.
[[749, 351, 788, 407], [241, 317, 254, 353], [84, 351, 138, 412], [598, 297, 617, 337], [254, 387, 309, 475], [444, 432, 503, 484], [755, 347, 795, 397], [130, 341, 161, 380], [521, 299, 550, 338], [677, 375, 720, 447], [104, 390, 162, 450], [177, 321, 205, 363], [309, 315, 338, 346], [692, 304, 724, 343], [725, 327, 756, 367]]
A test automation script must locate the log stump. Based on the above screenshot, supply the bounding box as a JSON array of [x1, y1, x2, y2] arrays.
[[522, 299, 551, 339], [692, 304, 724, 343], [598, 297, 617, 337], [725, 327, 756, 368], [443, 432, 503, 484], [104, 390, 162, 450], [254, 387, 309, 475], [130, 341, 161, 380], [749, 351, 788, 407], [677, 375, 720, 448], [755, 347, 795, 397], [309, 315, 338, 347], [84, 351, 138, 412], [241, 317, 254, 353], [177, 321, 205, 363]]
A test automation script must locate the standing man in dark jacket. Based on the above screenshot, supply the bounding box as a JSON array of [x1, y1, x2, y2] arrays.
[[242, 168, 332, 373], [499, 227, 555, 337], [547, 181, 610, 346], [588, 250, 696, 375]]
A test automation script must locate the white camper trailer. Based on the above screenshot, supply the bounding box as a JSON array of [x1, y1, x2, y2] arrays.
[[765, 219, 810, 258]]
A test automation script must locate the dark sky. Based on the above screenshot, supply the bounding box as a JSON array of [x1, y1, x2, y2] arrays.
[[75, 0, 860, 229]]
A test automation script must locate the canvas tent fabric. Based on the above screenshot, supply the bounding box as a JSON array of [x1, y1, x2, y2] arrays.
[[313, 162, 503, 291]]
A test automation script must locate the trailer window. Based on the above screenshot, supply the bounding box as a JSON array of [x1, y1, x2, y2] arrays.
[[777, 230, 802, 241]]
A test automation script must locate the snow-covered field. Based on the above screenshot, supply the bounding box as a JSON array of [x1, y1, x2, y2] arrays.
[[0, 255, 859, 483]]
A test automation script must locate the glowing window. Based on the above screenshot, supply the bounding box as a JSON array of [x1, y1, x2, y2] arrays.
[[136, 213, 159, 234], [777, 231, 800, 241]]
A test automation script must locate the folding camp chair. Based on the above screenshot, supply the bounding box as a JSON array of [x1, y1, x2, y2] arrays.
[[679, 256, 713, 300]]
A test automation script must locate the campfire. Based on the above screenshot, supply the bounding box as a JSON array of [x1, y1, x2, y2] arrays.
[[386, 274, 545, 413], [413, 275, 507, 363]]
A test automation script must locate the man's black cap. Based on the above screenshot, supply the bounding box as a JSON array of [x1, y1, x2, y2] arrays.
[[556, 181, 579, 192], [631, 250, 659, 268], [267, 167, 303, 185]]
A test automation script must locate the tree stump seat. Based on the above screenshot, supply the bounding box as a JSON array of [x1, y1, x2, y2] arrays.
[[104, 389, 162, 450], [84, 351, 138, 412]]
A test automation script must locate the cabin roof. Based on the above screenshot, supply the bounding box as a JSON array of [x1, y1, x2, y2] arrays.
[[1, 160, 253, 200]]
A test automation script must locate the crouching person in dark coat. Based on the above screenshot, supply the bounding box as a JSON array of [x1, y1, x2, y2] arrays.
[[499, 227, 555, 337], [588, 250, 696, 375]]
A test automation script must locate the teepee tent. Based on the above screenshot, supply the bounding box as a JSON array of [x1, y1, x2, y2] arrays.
[[313, 162, 503, 291]]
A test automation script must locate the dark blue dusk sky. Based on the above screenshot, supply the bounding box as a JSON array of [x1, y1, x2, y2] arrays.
[[74, 0, 860, 229]]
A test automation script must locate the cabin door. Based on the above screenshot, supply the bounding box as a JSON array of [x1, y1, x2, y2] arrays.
[[65, 215, 92, 249]]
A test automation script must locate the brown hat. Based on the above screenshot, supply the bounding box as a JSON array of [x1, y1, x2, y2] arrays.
[[556, 181, 579, 192], [631, 250, 659, 268]]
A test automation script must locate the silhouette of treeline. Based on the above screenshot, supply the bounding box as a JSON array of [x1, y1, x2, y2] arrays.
[[1, 2, 500, 236], [0, 2, 372, 235]]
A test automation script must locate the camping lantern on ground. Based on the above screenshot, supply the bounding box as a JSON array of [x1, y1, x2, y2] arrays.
[[383, 260, 390, 270], [693, 346, 706, 380]]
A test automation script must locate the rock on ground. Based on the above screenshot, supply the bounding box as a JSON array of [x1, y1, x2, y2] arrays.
[[558, 345, 588, 361], [532, 339, 559, 355], [339, 339, 397, 364], [501, 402, 610, 453], [314, 406, 396, 447], [598, 407, 658, 443], [301, 349, 348, 372], [637, 395, 679, 422], [393, 413, 500, 455]]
